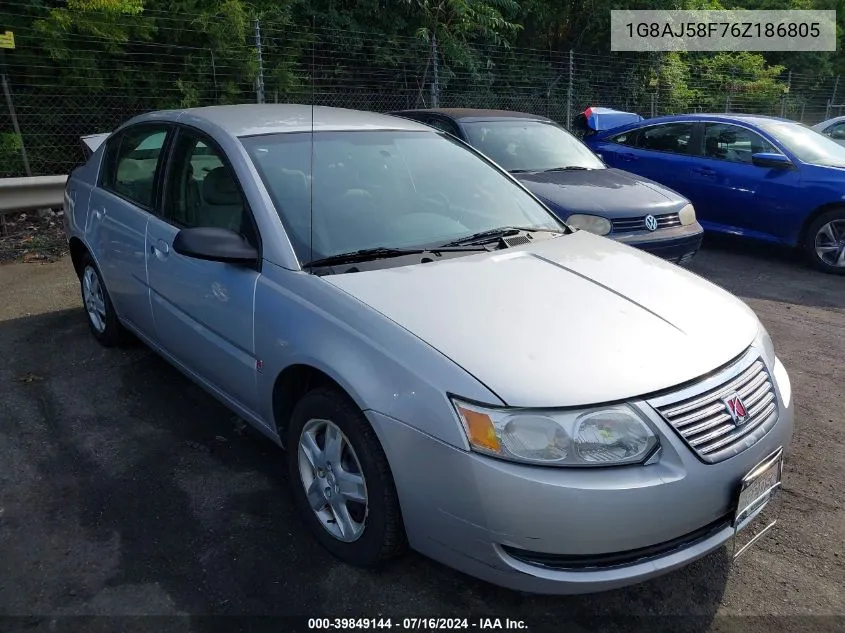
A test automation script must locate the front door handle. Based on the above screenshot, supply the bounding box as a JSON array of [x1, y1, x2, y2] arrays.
[[151, 239, 170, 260], [92, 208, 107, 220], [619, 152, 637, 162]]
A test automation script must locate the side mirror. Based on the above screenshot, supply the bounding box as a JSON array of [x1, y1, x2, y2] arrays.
[[172, 227, 258, 264], [751, 152, 794, 170]]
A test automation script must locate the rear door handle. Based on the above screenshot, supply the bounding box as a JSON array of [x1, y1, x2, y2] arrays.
[[692, 167, 716, 176], [619, 152, 637, 162], [92, 208, 107, 220]]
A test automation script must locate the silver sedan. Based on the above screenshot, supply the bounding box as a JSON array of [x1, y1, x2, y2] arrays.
[[63, 104, 794, 594]]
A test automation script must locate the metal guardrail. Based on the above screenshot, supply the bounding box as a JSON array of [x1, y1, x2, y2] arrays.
[[0, 175, 67, 216]]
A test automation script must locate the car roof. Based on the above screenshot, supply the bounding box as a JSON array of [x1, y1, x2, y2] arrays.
[[622, 113, 795, 127], [391, 108, 553, 123], [124, 104, 435, 137]]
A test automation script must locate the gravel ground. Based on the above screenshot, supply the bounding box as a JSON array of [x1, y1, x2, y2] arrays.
[[0, 236, 843, 633]]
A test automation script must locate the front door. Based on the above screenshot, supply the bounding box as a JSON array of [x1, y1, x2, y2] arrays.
[[146, 126, 262, 413], [686, 122, 801, 239], [86, 124, 170, 337]]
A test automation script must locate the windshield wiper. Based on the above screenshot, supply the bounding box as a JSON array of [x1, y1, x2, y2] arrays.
[[440, 226, 566, 247], [304, 245, 486, 268], [543, 166, 591, 172]]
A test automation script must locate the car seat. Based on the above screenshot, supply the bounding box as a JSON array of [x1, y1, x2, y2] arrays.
[[200, 166, 244, 232]]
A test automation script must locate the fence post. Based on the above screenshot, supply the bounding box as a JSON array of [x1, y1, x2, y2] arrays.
[[566, 49, 573, 130], [430, 32, 440, 108], [254, 17, 265, 104], [781, 71, 791, 118], [0, 49, 31, 177], [650, 92, 656, 118], [828, 75, 839, 119]]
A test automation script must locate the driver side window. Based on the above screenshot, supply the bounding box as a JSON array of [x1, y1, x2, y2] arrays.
[[164, 129, 254, 243]]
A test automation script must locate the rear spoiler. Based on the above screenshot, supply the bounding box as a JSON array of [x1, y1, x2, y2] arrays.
[[80, 132, 111, 159]]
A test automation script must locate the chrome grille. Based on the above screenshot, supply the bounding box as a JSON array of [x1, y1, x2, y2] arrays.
[[650, 357, 779, 464], [612, 212, 681, 233]]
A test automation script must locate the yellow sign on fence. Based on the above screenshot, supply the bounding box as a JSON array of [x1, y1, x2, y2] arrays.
[[0, 31, 15, 50]]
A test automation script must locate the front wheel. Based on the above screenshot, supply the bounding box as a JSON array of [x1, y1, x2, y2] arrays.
[[804, 209, 845, 274], [287, 387, 405, 567]]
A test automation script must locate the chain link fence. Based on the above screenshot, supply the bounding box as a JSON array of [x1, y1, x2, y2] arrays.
[[1, 10, 844, 178]]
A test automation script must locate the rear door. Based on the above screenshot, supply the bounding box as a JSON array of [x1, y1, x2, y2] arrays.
[[686, 122, 801, 237], [600, 122, 702, 199], [86, 124, 171, 337], [145, 125, 262, 413]]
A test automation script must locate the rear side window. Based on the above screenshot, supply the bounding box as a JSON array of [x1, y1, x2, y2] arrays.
[[610, 130, 638, 146], [101, 126, 168, 209], [638, 123, 695, 155]]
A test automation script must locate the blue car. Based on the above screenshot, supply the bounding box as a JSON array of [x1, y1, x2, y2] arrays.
[[390, 109, 703, 265], [584, 113, 845, 274]]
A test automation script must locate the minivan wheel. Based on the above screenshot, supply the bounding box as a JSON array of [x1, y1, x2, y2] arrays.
[[287, 387, 405, 566], [804, 209, 845, 274], [79, 253, 126, 346]]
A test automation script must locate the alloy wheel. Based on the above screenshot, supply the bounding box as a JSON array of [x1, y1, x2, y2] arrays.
[[297, 418, 369, 543], [814, 219, 845, 268], [82, 265, 107, 333]]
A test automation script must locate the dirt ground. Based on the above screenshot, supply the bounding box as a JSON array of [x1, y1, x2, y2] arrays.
[[0, 236, 843, 633]]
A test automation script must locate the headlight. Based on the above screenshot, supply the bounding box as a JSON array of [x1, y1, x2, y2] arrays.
[[566, 214, 612, 236], [451, 399, 659, 467], [755, 323, 776, 367], [679, 203, 696, 226]]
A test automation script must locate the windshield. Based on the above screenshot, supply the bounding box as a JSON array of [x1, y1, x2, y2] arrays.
[[241, 130, 564, 265], [462, 120, 605, 172], [756, 120, 845, 167]]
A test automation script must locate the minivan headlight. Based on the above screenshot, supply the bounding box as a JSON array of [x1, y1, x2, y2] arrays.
[[451, 399, 659, 467], [566, 214, 612, 236], [679, 203, 697, 226]]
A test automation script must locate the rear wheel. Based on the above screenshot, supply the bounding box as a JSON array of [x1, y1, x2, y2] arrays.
[[804, 209, 845, 274], [287, 387, 405, 566], [79, 253, 127, 346]]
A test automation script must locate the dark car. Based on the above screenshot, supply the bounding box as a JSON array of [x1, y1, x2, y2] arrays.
[[389, 108, 703, 264], [584, 113, 845, 274]]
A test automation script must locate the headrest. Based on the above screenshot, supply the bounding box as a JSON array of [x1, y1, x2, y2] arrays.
[[203, 166, 241, 205]]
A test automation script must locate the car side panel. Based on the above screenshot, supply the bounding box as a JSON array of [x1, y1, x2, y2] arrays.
[[254, 260, 503, 448], [145, 215, 262, 419]]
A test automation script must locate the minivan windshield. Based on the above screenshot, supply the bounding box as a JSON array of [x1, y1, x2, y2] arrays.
[[462, 120, 605, 172], [241, 130, 565, 265], [756, 120, 845, 167]]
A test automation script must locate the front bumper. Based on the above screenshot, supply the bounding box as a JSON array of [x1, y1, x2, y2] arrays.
[[367, 356, 794, 595], [612, 222, 704, 265]]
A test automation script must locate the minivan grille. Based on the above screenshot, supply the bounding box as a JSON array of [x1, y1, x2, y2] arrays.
[[612, 212, 681, 233], [651, 358, 778, 464]]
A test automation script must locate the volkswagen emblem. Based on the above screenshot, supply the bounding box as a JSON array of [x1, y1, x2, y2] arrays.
[[644, 215, 658, 231]]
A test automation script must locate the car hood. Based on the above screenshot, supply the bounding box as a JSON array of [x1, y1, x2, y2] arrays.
[[515, 168, 686, 219], [324, 231, 759, 408]]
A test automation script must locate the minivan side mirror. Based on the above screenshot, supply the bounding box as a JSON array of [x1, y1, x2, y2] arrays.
[[751, 152, 794, 170], [172, 227, 259, 264]]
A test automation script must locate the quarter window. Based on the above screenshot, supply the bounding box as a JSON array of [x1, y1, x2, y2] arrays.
[[638, 123, 695, 155], [102, 126, 168, 209], [702, 123, 779, 164]]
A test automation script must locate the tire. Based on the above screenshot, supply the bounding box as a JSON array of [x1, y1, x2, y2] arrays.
[[803, 208, 845, 274], [287, 386, 405, 566], [79, 252, 127, 346]]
